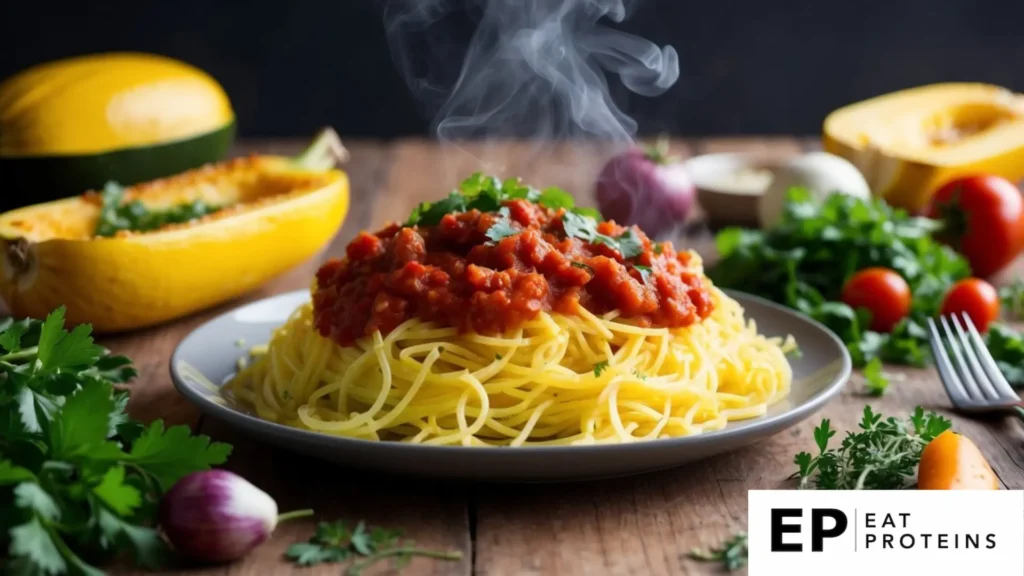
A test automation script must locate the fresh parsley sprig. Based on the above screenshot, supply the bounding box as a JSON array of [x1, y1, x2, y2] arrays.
[[0, 307, 232, 575], [794, 406, 951, 490], [688, 531, 748, 571], [561, 212, 644, 259], [286, 519, 462, 575], [95, 181, 224, 237]]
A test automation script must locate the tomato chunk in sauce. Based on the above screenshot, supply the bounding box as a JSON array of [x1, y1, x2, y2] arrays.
[[313, 199, 714, 346]]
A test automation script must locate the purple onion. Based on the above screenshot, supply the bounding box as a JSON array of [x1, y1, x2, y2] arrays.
[[159, 470, 312, 563], [595, 139, 695, 238]]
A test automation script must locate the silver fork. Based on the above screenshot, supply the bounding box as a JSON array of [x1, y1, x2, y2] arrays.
[[927, 313, 1024, 422]]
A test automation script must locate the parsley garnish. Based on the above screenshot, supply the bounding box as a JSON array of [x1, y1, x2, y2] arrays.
[[484, 207, 518, 243], [94, 181, 224, 237], [285, 519, 462, 575], [633, 265, 653, 285], [632, 369, 647, 380], [689, 532, 748, 571], [652, 243, 664, 255], [562, 212, 644, 259], [0, 307, 232, 574], [593, 361, 609, 377], [407, 173, 601, 227], [794, 405, 951, 490], [570, 261, 594, 273]]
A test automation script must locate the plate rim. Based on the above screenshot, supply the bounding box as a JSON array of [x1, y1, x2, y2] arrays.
[[169, 288, 851, 456]]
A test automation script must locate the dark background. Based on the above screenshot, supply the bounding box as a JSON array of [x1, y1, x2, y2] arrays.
[[3, 0, 1023, 139]]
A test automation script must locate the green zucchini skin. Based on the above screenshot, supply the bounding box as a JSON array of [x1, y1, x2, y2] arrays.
[[0, 123, 235, 212]]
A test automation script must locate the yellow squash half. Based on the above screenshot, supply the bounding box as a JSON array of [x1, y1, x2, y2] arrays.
[[0, 131, 349, 332], [823, 83, 1024, 210]]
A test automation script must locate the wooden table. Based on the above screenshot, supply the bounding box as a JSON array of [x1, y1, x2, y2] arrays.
[[110, 138, 1024, 576]]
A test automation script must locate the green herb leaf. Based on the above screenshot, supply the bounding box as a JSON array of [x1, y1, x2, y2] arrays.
[[633, 265, 653, 285], [14, 483, 60, 521], [689, 532, 748, 571], [570, 261, 594, 273], [125, 420, 232, 491], [1000, 278, 1024, 319], [9, 517, 66, 575], [94, 182, 224, 237], [863, 358, 888, 396], [796, 405, 951, 490], [92, 466, 142, 516], [484, 207, 519, 243], [593, 361, 609, 377], [285, 519, 461, 572], [537, 187, 575, 210], [984, 323, 1024, 387]]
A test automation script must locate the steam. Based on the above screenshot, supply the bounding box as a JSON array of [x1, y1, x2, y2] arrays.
[[383, 0, 679, 142]]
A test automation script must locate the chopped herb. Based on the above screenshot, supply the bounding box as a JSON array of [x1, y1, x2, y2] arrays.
[[653, 243, 664, 255], [862, 358, 888, 396], [632, 369, 647, 380], [633, 265, 653, 285], [689, 532, 748, 571], [285, 519, 462, 575], [785, 345, 803, 359], [484, 207, 519, 243], [593, 361, 609, 377], [282, 390, 293, 400], [570, 261, 594, 273], [94, 181, 224, 237], [495, 354, 503, 360], [615, 229, 644, 259], [562, 212, 645, 259], [0, 307, 232, 575], [794, 405, 951, 490]]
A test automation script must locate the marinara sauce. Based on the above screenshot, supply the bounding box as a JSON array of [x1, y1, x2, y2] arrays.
[[313, 199, 714, 346]]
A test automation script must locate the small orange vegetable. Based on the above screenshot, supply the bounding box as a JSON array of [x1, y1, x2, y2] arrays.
[[917, 430, 999, 490]]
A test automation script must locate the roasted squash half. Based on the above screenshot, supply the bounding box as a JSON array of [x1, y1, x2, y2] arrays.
[[824, 83, 1024, 211], [0, 52, 235, 211], [0, 130, 349, 332]]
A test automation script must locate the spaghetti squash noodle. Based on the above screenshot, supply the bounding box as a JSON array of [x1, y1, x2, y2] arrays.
[[224, 175, 795, 446]]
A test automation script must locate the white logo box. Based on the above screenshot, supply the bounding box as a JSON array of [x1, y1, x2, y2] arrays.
[[748, 490, 1024, 575]]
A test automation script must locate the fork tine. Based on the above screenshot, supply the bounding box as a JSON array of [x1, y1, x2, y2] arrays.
[[927, 317, 971, 407], [961, 313, 1021, 401], [949, 314, 1003, 401], [939, 316, 986, 403]]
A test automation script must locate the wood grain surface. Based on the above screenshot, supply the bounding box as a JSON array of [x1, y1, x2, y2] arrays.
[[106, 138, 1024, 576]]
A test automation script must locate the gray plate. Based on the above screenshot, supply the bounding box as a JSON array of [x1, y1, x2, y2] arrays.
[[170, 289, 850, 482]]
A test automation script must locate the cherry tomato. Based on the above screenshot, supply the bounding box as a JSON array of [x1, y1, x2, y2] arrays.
[[940, 278, 1000, 332], [841, 267, 912, 333], [927, 175, 1024, 278]]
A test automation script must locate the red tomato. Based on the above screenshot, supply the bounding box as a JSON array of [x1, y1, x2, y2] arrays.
[[927, 175, 1024, 278], [841, 268, 912, 332], [940, 278, 1000, 332]]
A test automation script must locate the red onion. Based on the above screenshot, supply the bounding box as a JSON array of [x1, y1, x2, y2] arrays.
[[159, 470, 312, 563], [595, 138, 695, 238]]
